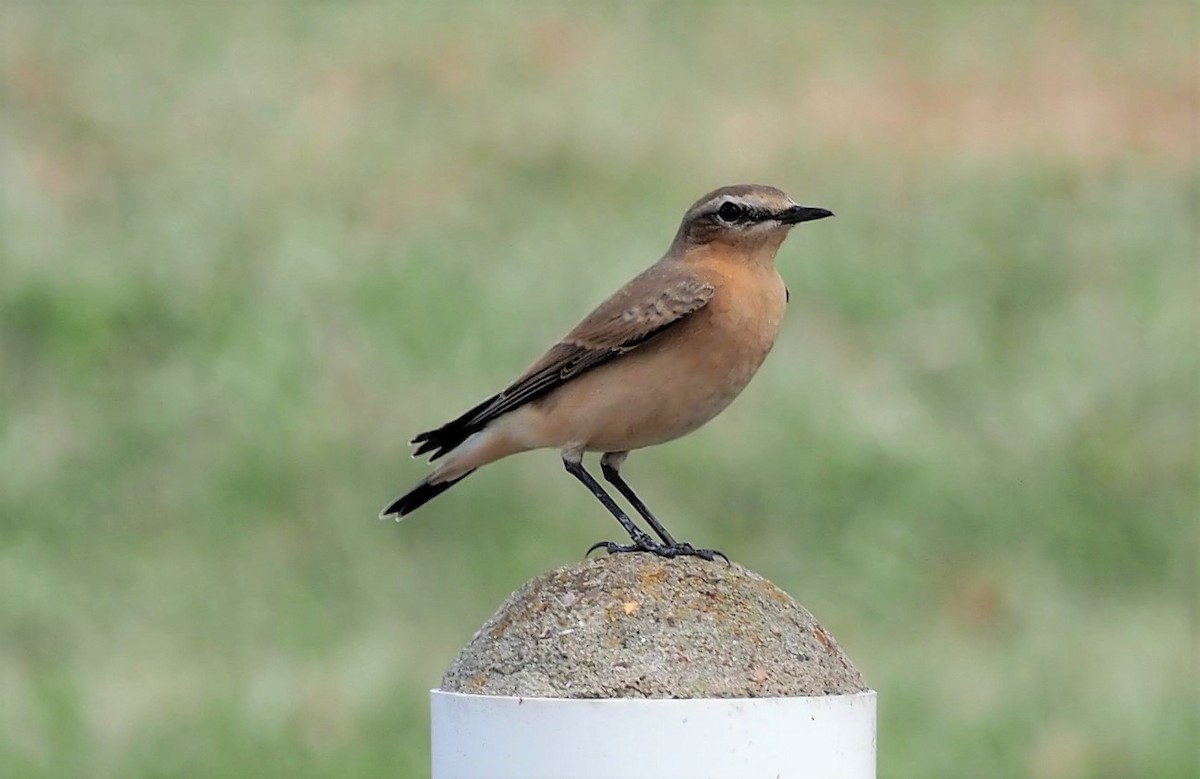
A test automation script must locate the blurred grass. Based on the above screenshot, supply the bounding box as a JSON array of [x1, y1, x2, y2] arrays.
[[1, 2, 1196, 778]]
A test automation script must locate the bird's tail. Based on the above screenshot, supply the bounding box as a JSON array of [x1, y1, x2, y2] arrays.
[[379, 470, 476, 519], [383, 419, 528, 519]]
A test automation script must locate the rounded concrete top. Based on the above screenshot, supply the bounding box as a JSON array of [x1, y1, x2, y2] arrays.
[[441, 554, 867, 699]]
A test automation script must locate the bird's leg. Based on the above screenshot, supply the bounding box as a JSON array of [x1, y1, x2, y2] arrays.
[[599, 451, 678, 546], [562, 455, 658, 552], [596, 452, 729, 564]]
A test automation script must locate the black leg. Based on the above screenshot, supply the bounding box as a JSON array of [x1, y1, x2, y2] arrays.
[[600, 461, 679, 546], [562, 458, 656, 549], [590, 453, 729, 564]]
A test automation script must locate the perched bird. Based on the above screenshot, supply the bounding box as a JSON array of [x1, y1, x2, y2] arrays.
[[380, 184, 833, 560]]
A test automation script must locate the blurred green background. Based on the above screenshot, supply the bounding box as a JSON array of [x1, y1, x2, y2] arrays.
[[2, 3, 1195, 777]]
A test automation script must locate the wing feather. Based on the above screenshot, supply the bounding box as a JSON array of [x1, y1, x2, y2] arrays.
[[411, 268, 714, 460]]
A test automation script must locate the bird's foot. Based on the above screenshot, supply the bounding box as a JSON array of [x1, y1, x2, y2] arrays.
[[585, 538, 729, 564]]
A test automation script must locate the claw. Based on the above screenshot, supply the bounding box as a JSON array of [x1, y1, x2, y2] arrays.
[[585, 540, 620, 558], [583, 538, 730, 563]]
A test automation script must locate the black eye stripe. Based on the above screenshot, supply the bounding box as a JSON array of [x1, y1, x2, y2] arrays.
[[715, 201, 776, 223]]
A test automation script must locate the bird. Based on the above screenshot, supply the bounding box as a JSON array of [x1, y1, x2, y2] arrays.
[[380, 184, 833, 560]]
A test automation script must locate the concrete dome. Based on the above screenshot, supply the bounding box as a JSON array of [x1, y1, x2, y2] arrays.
[[441, 554, 867, 699]]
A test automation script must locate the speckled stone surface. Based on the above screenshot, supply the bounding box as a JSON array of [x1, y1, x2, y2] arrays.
[[441, 554, 867, 699]]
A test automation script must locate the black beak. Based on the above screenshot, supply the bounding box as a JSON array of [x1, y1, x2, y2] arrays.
[[780, 205, 834, 225]]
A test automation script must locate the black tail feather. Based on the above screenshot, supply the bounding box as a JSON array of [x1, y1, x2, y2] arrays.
[[380, 470, 476, 518], [410, 393, 500, 461]]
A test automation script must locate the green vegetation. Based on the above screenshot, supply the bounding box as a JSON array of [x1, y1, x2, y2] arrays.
[[2, 3, 1194, 777]]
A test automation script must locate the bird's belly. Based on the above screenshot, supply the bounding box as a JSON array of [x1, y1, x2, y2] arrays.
[[580, 360, 758, 451], [528, 304, 782, 453]]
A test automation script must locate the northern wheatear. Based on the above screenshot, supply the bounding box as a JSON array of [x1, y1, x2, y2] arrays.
[[381, 184, 833, 560]]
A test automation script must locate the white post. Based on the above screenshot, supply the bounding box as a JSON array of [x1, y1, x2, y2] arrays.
[[430, 556, 877, 779]]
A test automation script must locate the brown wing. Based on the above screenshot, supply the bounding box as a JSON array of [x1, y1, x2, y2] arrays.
[[411, 266, 715, 460]]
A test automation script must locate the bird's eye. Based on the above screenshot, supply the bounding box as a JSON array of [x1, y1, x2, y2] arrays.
[[717, 202, 745, 222]]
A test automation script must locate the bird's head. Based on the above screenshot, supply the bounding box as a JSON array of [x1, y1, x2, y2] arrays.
[[674, 184, 833, 251]]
